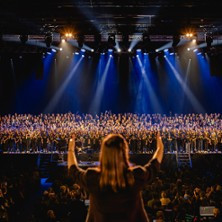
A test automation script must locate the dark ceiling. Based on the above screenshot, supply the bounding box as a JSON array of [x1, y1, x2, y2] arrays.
[[1, 0, 222, 35]]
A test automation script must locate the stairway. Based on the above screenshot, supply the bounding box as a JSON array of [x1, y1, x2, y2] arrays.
[[176, 152, 192, 168], [37, 154, 52, 178]]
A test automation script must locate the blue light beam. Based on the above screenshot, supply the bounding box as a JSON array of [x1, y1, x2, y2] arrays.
[[44, 56, 83, 112], [164, 56, 205, 113]]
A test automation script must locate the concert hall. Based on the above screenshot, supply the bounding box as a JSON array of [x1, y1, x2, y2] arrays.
[[0, 1, 222, 221]]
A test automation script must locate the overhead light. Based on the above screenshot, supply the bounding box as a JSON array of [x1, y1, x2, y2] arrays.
[[65, 33, 73, 38], [185, 33, 194, 38]]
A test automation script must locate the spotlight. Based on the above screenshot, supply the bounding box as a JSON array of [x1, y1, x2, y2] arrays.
[[19, 35, 28, 44], [91, 49, 94, 52], [117, 48, 121, 53], [108, 49, 113, 53], [65, 33, 73, 38], [62, 39, 66, 43], [187, 48, 190, 51], [128, 49, 132, 52], [45, 33, 53, 48], [185, 33, 194, 38], [59, 48, 63, 51]]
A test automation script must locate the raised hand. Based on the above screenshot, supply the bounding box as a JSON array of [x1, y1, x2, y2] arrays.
[[68, 134, 76, 152]]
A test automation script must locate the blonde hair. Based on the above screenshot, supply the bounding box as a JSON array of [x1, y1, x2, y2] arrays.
[[99, 134, 134, 192]]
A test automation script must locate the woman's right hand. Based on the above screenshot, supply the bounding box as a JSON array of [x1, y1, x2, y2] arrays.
[[68, 134, 75, 152]]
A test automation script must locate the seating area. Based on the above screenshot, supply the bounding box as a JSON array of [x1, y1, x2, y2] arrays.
[[0, 153, 222, 221]]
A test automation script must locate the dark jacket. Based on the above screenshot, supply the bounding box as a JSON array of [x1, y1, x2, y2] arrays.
[[70, 159, 160, 222]]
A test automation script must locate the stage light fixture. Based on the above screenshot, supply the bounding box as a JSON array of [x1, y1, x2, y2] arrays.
[[61, 39, 66, 43], [65, 33, 73, 38], [185, 33, 194, 38], [19, 35, 28, 44]]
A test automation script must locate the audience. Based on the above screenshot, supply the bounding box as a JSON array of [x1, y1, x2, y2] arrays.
[[0, 154, 221, 221]]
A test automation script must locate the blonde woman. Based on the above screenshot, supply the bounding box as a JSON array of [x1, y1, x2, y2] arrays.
[[68, 132, 164, 222]]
